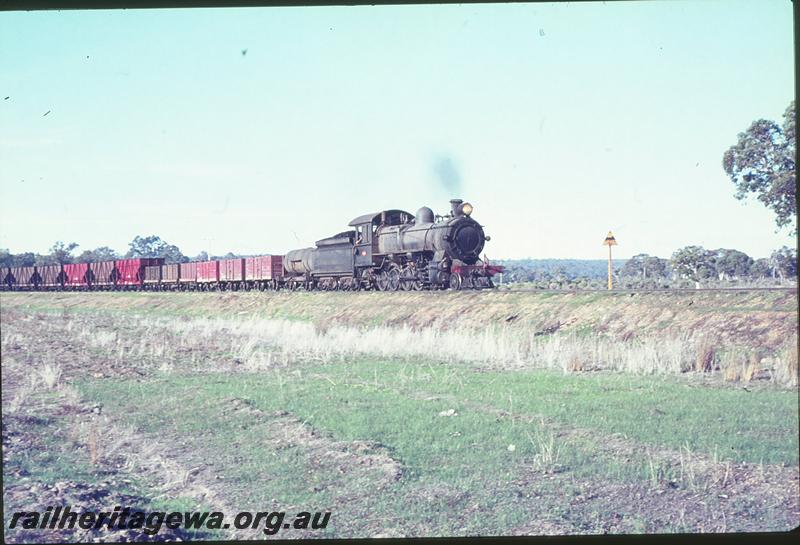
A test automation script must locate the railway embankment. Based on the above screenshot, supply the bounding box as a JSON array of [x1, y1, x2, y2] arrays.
[[2, 288, 796, 352]]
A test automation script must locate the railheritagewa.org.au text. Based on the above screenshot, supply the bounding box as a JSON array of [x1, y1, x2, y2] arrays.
[[8, 506, 331, 536]]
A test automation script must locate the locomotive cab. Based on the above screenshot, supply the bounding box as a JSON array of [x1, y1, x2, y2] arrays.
[[348, 209, 413, 268]]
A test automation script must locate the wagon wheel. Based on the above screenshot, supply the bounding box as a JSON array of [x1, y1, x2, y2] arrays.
[[375, 271, 388, 291], [449, 272, 462, 291], [386, 265, 401, 291]]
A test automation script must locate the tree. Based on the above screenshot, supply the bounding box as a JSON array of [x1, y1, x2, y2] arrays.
[[0, 248, 12, 267], [620, 254, 668, 281], [670, 246, 715, 287], [192, 251, 209, 262], [750, 258, 772, 279], [13, 252, 37, 267], [76, 246, 120, 263], [126, 235, 186, 264], [722, 101, 796, 234], [0, 249, 37, 267], [40, 241, 79, 265], [769, 246, 797, 279], [211, 251, 240, 260], [709, 248, 753, 281]]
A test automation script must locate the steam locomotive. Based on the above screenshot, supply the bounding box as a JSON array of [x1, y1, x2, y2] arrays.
[[1, 199, 503, 292], [284, 199, 503, 290]]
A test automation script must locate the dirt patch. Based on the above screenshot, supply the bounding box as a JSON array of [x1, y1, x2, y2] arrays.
[[223, 398, 404, 488], [219, 395, 404, 488], [508, 466, 799, 534], [3, 480, 197, 542]]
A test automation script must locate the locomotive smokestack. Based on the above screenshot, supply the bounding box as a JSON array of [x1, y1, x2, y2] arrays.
[[450, 199, 464, 217]]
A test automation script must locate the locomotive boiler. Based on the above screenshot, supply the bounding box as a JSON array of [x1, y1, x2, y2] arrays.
[[283, 199, 503, 291]]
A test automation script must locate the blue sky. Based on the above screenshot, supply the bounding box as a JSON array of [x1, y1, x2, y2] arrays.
[[0, 1, 794, 259]]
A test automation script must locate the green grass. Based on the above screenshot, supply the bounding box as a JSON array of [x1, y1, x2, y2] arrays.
[[72, 353, 798, 536], [73, 371, 587, 535], [344, 360, 799, 466]]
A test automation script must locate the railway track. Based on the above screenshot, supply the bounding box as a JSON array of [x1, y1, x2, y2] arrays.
[[497, 286, 797, 294], [1, 286, 796, 294]]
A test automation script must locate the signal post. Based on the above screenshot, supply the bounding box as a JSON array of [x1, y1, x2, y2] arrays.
[[603, 231, 617, 290]]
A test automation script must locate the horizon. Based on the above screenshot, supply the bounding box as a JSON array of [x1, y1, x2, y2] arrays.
[[0, 1, 795, 260]]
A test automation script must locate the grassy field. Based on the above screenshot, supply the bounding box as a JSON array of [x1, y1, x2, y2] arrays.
[[1, 291, 798, 540]]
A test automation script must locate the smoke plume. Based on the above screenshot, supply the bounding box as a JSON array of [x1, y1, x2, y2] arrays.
[[432, 155, 463, 195]]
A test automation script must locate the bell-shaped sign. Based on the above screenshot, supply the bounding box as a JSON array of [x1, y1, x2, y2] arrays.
[[603, 231, 618, 246]]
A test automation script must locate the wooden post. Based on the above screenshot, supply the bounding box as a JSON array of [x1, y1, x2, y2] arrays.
[[603, 231, 618, 290]]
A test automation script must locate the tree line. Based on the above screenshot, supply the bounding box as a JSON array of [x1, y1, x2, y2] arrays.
[[498, 245, 797, 289], [0, 235, 249, 268]]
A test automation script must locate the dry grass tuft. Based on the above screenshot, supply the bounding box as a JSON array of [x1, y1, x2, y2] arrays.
[[694, 338, 716, 373], [7, 376, 38, 414], [741, 354, 759, 382], [37, 361, 63, 390], [526, 426, 563, 473], [721, 350, 760, 383], [774, 334, 798, 388], [722, 351, 743, 382], [566, 353, 586, 373]]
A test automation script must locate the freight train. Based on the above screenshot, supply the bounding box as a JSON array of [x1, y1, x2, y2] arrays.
[[1, 199, 503, 292]]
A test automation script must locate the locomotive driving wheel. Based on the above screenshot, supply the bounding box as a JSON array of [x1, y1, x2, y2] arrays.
[[376, 271, 390, 291], [386, 264, 401, 291], [449, 272, 463, 291], [400, 265, 417, 291]]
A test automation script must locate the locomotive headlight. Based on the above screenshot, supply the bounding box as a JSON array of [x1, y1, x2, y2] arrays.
[[461, 202, 473, 216]]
